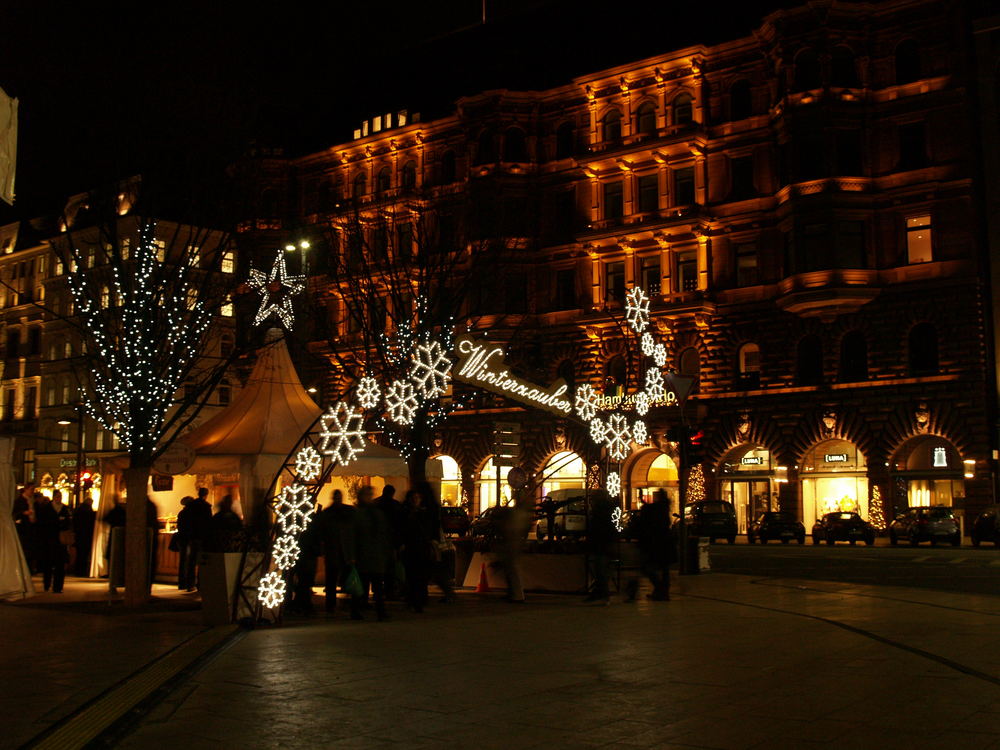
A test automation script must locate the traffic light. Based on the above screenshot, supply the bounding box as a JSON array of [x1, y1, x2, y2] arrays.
[[686, 427, 706, 465]]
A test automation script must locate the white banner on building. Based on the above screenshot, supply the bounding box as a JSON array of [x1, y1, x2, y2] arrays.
[[0, 87, 17, 206]]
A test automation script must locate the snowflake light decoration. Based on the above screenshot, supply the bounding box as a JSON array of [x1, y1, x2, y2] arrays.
[[590, 416, 607, 444], [632, 419, 648, 446], [605, 413, 632, 461], [611, 506, 624, 533], [635, 391, 650, 416], [273, 534, 301, 570], [575, 383, 600, 421], [410, 340, 452, 399], [318, 402, 367, 465], [624, 287, 650, 333], [356, 377, 381, 409], [641, 332, 656, 357], [248, 250, 306, 329], [386, 380, 419, 425], [275, 484, 314, 535], [293, 446, 323, 482], [645, 367, 666, 402], [653, 343, 667, 368], [606, 471, 621, 497], [258, 571, 286, 609]]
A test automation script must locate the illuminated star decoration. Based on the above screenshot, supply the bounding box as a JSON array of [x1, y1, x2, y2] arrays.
[[624, 287, 650, 333], [275, 484, 313, 535], [385, 380, 419, 425], [645, 367, 666, 402], [632, 419, 648, 446], [258, 571, 287, 609], [272, 534, 301, 570], [409, 340, 452, 399], [589, 416, 607, 444], [641, 332, 656, 357], [605, 413, 632, 461], [575, 383, 600, 421], [653, 343, 667, 368], [607, 471, 621, 497], [635, 391, 650, 416], [248, 250, 306, 329], [293, 446, 323, 482], [356, 376, 381, 409], [611, 506, 624, 533], [318, 402, 367, 465]]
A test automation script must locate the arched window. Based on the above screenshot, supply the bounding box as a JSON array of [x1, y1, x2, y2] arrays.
[[830, 46, 859, 87], [605, 355, 627, 397], [475, 129, 496, 165], [502, 127, 528, 162], [353, 172, 367, 198], [401, 160, 417, 191], [729, 80, 752, 121], [794, 48, 821, 91], [440, 150, 456, 184], [672, 93, 694, 125], [475, 457, 510, 514], [839, 331, 868, 382], [908, 322, 939, 374], [679, 347, 701, 379], [895, 39, 922, 85], [375, 167, 391, 197], [541, 451, 586, 497], [635, 102, 657, 136], [796, 335, 824, 385], [737, 342, 761, 387], [602, 110, 622, 144], [555, 122, 575, 159], [428, 454, 462, 506]]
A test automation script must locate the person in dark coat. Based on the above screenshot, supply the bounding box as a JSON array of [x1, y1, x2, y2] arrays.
[[288, 509, 322, 616], [401, 487, 437, 613], [584, 490, 618, 604], [12, 483, 35, 572], [375, 485, 402, 598], [34, 490, 70, 593], [207, 495, 242, 552], [176, 491, 212, 590], [319, 489, 355, 614], [538, 495, 559, 543], [352, 485, 389, 620], [634, 488, 675, 601], [72, 497, 96, 576]]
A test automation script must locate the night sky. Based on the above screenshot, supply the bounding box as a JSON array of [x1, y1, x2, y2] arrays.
[[0, 0, 799, 224]]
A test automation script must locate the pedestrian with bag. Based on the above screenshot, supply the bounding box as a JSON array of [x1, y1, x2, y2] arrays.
[[34, 490, 71, 593]]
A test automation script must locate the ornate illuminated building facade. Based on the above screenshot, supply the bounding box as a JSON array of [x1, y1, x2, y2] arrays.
[[241, 0, 996, 534]]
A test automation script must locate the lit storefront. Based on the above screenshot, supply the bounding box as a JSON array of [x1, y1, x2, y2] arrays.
[[475, 457, 512, 514], [429, 454, 462, 506], [799, 439, 868, 530], [891, 436, 965, 508], [539, 450, 586, 498], [719, 444, 775, 533], [626, 450, 679, 513]]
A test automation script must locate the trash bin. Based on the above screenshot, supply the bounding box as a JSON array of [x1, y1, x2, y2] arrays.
[[697, 537, 711, 572], [684, 534, 701, 575]]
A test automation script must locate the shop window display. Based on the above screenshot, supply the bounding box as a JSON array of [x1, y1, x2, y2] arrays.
[[800, 439, 868, 531]]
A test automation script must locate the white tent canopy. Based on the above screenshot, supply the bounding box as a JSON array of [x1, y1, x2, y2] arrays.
[[0, 436, 33, 599]]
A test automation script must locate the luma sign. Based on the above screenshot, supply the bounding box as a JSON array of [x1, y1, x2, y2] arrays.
[[453, 336, 572, 416]]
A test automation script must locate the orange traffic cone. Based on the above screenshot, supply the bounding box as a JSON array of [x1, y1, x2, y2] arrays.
[[475, 562, 490, 593]]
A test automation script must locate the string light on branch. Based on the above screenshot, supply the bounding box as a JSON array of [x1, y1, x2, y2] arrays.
[[624, 287, 650, 333], [293, 446, 323, 482], [605, 413, 632, 461], [356, 376, 381, 409], [275, 484, 313, 535], [385, 380, 419, 425], [258, 571, 286, 609], [409, 340, 452, 399], [272, 534, 301, 570], [318, 402, 367, 464], [248, 250, 305, 329], [607, 471, 621, 497], [575, 383, 600, 421]]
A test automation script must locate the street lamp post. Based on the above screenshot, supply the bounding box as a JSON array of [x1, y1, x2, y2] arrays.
[[57, 406, 85, 509]]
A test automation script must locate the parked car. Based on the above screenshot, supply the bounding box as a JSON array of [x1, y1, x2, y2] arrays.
[[468, 506, 508, 549], [683, 500, 737, 544], [811, 512, 875, 546], [535, 491, 588, 540], [970, 504, 1000, 548], [440, 506, 471, 537], [889, 506, 961, 547], [748, 511, 805, 544]]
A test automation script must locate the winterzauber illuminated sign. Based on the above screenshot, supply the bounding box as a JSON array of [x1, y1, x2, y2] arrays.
[[453, 336, 572, 416]]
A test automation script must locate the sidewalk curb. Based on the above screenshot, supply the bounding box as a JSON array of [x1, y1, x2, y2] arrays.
[[19, 624, 245, 750]]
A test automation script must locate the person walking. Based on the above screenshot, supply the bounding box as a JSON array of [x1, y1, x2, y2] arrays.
[[176, 491, 212, 590], [289, 508, 322, 616], [584, 490, 617, 605], [375, 485, 403, 599], [71, 496, 96, 577], [207, 495, 242, 552], [352, 486, 389, 621], [401, 487, 436, 613], [12, 483, 35, 573], [319, 489, 355, 614], [538, 495, 559, 544], [633, 488, 675, 601], [34, 490, 70, 593]]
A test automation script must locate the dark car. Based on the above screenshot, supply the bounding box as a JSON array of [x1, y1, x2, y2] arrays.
[[811, 512, 875, 546], [684, 500, 737, 544], [440, 506, 471, 537], [748, 511, 805, 544], [889, 506, 961, 547], [970, 504, 1000, 548]]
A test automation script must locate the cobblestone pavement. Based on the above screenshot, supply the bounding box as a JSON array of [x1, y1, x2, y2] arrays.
[[119, 574, 1000, 750]]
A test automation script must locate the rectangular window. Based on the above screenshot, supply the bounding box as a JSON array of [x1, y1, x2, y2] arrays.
[[555, 190, 576, 236], [396, 223, 413, 260], [221, 250, 235, 273], [674, 167, 695, 205], [730, 156, 756, 200], [24, 386, 36, 419], [504, 275, 528, 314], [838, 221, 866, 268], [677, 251, 697, 292], [906, 215, 932, 263], [735, 242, 759, 286], [898, 122, 927, 170], [603, 181, 624, 220], [4, 389, 14, 420], [555, 268, 576, 310], [637, 174, 658, 214], [798, 133, 825, 180], [221, 299, 234, 317], [154, 240, 166, 262], [22, 448, 34, 483], [60, 427, 70, 452], [640, 255, 661, 296], [373, 226, 389, 260], [835, 130, 863, 175], [121, 239, 130, 261], [605, 261, 625, 303]]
